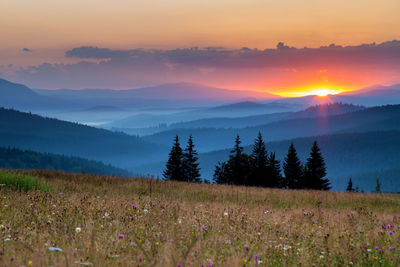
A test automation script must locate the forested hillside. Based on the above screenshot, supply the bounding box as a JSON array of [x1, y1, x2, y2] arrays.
[[0, 147, 130, 176], [0, 108, 167, 168]]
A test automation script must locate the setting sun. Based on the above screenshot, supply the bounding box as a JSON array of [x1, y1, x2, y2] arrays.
[[306, 88, 342, 97]]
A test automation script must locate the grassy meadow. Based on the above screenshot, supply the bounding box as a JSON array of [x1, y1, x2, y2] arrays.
[[1, 170, 400, 266]]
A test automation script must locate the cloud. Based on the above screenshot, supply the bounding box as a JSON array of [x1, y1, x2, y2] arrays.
[[5, 40, 400, 91], [65, 46, 131, 59], [22, 48, 32, 52]]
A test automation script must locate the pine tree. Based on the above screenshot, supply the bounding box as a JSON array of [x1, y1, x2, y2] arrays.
[[182, 135, 201, 182], [283, 143, 304, 189], [163, 135, 184, 181], [249, 132, 269, 187], [346, 178, 354, 192], [268, 152, 283, 188], [227, 135, 250, 185], [304, 141, 331, 190], [213, 161, 229, 184]]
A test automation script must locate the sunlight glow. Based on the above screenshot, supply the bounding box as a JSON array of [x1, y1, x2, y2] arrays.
[[306, 88, 341, 97]]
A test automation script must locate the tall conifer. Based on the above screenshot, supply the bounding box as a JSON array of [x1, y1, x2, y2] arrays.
[[304, 141, 331, 190], [283, 143, 304, 189], [249, 132, 269, 186], [163, 135, 184, 181], [182, 135, 201, 182]]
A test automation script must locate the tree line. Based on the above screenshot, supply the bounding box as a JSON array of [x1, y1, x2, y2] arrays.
[[164, 133, 331, 190]]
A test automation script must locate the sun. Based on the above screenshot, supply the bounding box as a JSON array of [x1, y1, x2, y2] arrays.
[[306, 88, 341, 97]]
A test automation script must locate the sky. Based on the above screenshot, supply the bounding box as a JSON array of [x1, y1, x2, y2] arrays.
[[1, 0, 400, 96]]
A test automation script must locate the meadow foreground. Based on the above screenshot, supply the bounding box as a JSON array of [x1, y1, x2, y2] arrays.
[[1, 170, 400, 266]]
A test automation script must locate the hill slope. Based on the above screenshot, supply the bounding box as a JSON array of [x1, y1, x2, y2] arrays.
[[0, 146, 130, 176], [143, 105, 400, 152], [0, 108, 167, 169]]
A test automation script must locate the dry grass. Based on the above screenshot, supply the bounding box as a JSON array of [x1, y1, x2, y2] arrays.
[[1, 169, 400, 266]]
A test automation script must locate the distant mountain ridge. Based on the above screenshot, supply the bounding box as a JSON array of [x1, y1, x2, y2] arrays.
[[168, 103, 365, 129], [106, 101, 304, 129], [142, 104, 400, 152]]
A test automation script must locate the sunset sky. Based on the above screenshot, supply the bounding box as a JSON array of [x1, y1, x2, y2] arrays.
[[1, 0, 400, 96]]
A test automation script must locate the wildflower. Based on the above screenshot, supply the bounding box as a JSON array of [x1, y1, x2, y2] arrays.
[[388, 230, 394, 235], [75, 227, 81, 233], [177, 265, 182, 267], [74, 261, 93, 266], [131, 242, 136, 246], [245, 245, 249, 251], [367, 249, 372, 252], [119, 234, 124, 238], [132, 205, 137, 209], [170, 239, 174, 243], [28, 260, 32, 266], [48, 247, 63, 252], [223, 212, 229, 216], [317, 201, 323, 205], [389, 246, 396, 250]]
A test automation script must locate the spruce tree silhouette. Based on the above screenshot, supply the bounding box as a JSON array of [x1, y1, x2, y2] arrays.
[[249, 132, 269, 186], [163, 135, 184, 181], [182, 135, 201, 182], [283, 143, 304, 189], [305, 141, 331, 190], [227, 135, 250, 185], [268, 152, 283, 188], [346, 178, 354, 192], [213, 161, 228, 184]]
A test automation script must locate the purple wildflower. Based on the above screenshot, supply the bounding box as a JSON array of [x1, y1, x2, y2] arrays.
[[245, 245, 249, 251], [132, 205, 137, 209], [388, 230, 394, 235], [119, 234, 124, 238]]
